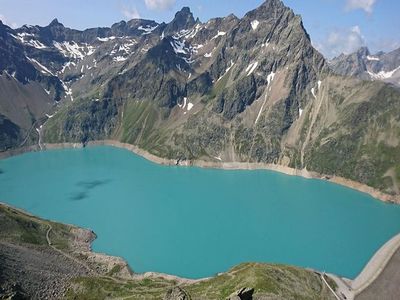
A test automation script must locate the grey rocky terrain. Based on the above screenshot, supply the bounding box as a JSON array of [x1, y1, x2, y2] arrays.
[[329, 46, 400, 86]]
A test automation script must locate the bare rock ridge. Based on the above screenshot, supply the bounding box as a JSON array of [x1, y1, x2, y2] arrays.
[[330, 46, 400, 86], [0, 0, 399, 200]]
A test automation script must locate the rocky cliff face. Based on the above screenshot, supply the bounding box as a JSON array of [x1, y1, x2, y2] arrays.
[[1, 0, 400, 198], [329, 46, 400, 86]]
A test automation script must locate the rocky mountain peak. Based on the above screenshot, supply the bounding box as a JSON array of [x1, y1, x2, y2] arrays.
[[356, 46, 370, 57], [250, 0, 286, 17], [165, 6, 196, 34], [48, 18, 63, 27]]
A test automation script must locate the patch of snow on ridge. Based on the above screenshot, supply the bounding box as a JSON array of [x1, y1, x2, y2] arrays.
[[211, 31, 226, 40], [53, 41, 90, 59], [177, 97, 193, 112], [246, 62, 258, 76], [12, 33, 47, 49], [27, 57, 54, 76], [218, 60, 235, 82], [97, 36, 116, 42], [113, 56, 127, 62], [204, 52, 212, 58], [17, 32, 35, 38], [251, 20, 260, 30], [60, 61, 76, 74], [368, 66, 400, 80], [318, 80, 322, 90], [299, 108, 303, 117], [367, 55, 380, 61], [61, 81, 73, 101], [178, 97, 187, 109], [138, 25, 158, 35], [267, 71, 275, 87], [255, 71, 276, 125], [311, 88, 316, 99], [26, 39, 47, 49], [170, 40, 187, 55]]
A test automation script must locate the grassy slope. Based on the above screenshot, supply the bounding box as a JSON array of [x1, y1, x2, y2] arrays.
[[0, 203, 73, 249], [66, 263, 335, 300], [304, 78, 400, 195]]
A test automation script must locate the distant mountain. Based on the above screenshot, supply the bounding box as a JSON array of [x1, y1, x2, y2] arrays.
[[1, 0, 400, 201], [329, 46, 400, 86]]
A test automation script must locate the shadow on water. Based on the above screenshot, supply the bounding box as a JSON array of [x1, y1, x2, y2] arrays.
[[70, 179, 111, 201], [0, 169, 4, 175], [70, 191, 89, 201], [77, 180, 111, 190]]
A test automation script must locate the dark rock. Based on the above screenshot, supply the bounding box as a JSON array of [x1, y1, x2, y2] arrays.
[[163, 287, 189, 300], [227, 287, 254, 300]]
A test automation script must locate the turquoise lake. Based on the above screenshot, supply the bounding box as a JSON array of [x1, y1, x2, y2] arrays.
[[1, 146, 400, 279]]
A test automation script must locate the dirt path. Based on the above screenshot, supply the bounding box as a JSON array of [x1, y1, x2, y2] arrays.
[[321, 273, 341, 300], [46, 224, 93, 274]]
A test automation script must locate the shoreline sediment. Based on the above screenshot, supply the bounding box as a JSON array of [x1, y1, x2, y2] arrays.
[[1, 140, 397, 204]]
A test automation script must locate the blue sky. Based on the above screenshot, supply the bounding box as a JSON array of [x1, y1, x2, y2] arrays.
[[0, 0, 398, 58]]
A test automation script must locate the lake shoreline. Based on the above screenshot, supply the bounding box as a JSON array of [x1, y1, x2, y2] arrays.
[[1, 140, 398, 204], [2, 142, 400, 296]]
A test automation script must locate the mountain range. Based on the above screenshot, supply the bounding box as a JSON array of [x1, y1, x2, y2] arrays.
[[330, 46, 400, 86], [0, 0, 400, 201]]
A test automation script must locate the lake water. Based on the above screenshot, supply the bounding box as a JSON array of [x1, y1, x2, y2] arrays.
[[1, 146, 400, 279]]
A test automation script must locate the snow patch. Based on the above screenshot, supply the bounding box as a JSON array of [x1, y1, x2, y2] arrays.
[[368, 66, 400, 80], [138, 25, 158, 35], [246, 62, 258, 76], [170, 40, 187, 55], [255, 72, 276, 125], [178, 97, 187, 109], [251, 20, 260, 30], [177, 97, 193, 112], [311, 88, 316, 99], [211, 31, 226, 40], [53, 41, 93, 59], [204, 52, 212, 58], [217, 60, 235, 82], [62, 81, 73, 101], [27, 57, 54, 76], [97, 36, 116, 42], [60, 61, 76, 73], [113, 56, 127, 62], [299, 108, 303, 117], [267, 71, 275, 87], [366, 55, 380, 61], [26, 39, 47, 49], [318, 80, 322, 90]]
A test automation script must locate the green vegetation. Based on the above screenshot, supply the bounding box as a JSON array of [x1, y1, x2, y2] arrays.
[[0, 204, 49, 245], [186, 263, 332, 299], [65, 276, 175, 300], [0, 204, 74, 249], [306, 83, 400, 195], [65, 263, 335, 300]]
